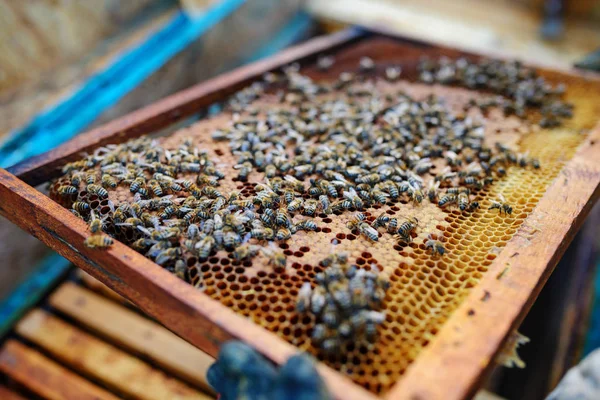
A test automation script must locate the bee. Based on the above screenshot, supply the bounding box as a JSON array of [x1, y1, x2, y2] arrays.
[[347, 212, 365, 231], [322, 304, 340, 328], [435, 167, 457, 183], [489, 194, 512, 215], [132, 238, 155, 251], [425, 234, 445, 257], [531, 158, 540, 169], [275, 207, 291, 227], [371, 213, 390, 229], [174, 260, 187, 280], [84, 235, 113, 249], [445, 151, 462, 167], [321, 337, 341, 354], [86, 173, 97, 185], [371, 190, 389, 204], [223, 230, 241, 249], [317, 55, 335, 71], [310, 286, 327, 314], [438, 194, 457, 208], [87, 184, 108, 199], [160, 206, 177, 219], [261, 246, 286, 271], [358, 221, 379, 241], [296, 282, 312, 313], [311, 323, 327, 344], [276, 228, 292, 241], [233, 243, 261, 261], [101, 174, 117, 188], [285, 198, 302, 213], [57, 185, 78, 196], [413, 158, 433, 175], [408, 186, 424, 204], [295, 220, 317, 231], [284, 175, 305, 193], [130, 177, 145, 193], [72, 201, 90, 213], [343, 188, 364, 209], [359, 56, 375, 71], [155, 248, 182, 266], [385, 66, 401, 81], [147, 180, 163, 197], [197, 174, 219, 186], [427, 180, 440, 202], [187, 224, 200, 239], [88, 211, 104, 233], [397, 217, 418, 242], [195, 236, 216, 259], [303, 199, 318, 216], [387, 218, 398, 234], [265, 164, 277, 178], [458, 192, 470, 211], [468, 201, 480, 211], [71, 209, 83, 219]]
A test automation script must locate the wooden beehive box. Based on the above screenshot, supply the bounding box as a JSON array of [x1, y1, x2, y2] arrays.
[[1, 29, 600, 400]]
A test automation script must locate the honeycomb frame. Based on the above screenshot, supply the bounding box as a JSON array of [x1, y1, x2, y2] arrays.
[[4, 30, 600, 400]]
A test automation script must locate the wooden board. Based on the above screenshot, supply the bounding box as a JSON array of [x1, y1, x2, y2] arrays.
[[0, 385, 27, 400], [0, 340, 119, 400], [15, 309, 209, 400], [49, 282, 215, 393], [1, 29, 599, 399]]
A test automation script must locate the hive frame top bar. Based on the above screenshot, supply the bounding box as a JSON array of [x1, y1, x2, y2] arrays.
[[1, 27, 600, 400]]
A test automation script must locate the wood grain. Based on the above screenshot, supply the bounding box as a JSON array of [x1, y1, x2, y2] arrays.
[[49, 282, 215, 394], [0, 339, 119, 400], [15, 309, 209, 400], [385, 128, 600, 399], [6, 29, 362, 186]]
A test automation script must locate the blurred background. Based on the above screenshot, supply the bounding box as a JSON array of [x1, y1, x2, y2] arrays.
[[0, 1, 599, 399]]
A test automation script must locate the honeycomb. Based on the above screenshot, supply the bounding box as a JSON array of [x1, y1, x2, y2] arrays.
[[49, 38, 600, 396]]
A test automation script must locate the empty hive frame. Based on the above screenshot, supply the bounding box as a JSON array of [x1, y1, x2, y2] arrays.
[[1, 29, 600, 400]]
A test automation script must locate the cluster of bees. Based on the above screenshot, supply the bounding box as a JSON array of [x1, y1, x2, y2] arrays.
[[296, 254, 389, 354], [52, 53, 567, 354], [418, 56, 573, 128]]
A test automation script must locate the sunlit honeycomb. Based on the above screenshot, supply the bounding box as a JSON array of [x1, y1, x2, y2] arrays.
[[49, 37, 600, 395]]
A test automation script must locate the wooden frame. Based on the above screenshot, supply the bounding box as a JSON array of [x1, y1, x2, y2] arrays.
[[1, 28, 600, 400]]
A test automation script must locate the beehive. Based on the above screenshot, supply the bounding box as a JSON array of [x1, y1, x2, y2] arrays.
[[4, 32, 600, 399]]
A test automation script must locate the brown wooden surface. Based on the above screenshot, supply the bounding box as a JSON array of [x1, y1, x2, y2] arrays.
[[0, 385, 27, 400], [16, 309, 209, 400], [0, 339, 119, 400], [6, 29, 362, 186], [385, 128, 600, 399], [78, 269, 130, 304], [49, 282, 215, 393], [1, 29, 600, 400]]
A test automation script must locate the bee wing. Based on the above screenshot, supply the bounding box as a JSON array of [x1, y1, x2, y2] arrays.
[[136, 226, 152, 236], [498, 193, 506, 202]]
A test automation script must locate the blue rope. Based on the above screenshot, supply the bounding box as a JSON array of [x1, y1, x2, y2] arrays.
[[0, 0, 247, 168]]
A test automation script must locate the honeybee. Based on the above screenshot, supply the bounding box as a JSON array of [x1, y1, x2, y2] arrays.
[[317, 55, 335, 71], [358, 221, 379, 241], [397, 217, 418, 243], [438, 194, 457, 208], [425, 234, 445, 257], [276, 228, 292, 241], [72, 201, 90, 213], [387, 218, 398, 234], [233, 243, 261, 261], [283, 175, 305, 192], [84, 235, 113, 249], [174, 260, 187, 281], [275, 207, 291, 227], [101, 174, 117, 188], [88, 211, 104, 233], [261, 246, 287, 271], [371, 213, 390, 229], [57, 185, 78, 196], [359, 56, 375, 71], [303, 199, 318, 216], [343, 188, 364, 209], [296, 282, 312, 313], [427, 180, 440, 202], [489, 194, 513, 215], [195, 236, 216, 259], [295, 220, 317, 231], [346, 212, 365, 231], [86, 173, 97, 185], [147, 180, 163, 197], [130, 177, 145, 193], [458, 192, 470, 211], [385, 66, 401, 81], [310, 286, 327, 315], [87, 184, 108, 199], [155, 248, 182, 266]]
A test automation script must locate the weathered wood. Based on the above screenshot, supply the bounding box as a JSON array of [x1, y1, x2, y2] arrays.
[[0, 340, 119, 400], [385, 128, 600, 399], [15, 309, 210, 400], [77, 269, 130, 304], [0, 385, 27, 400], [49, 282, 215, 393], [0, 168, 375, 400], [6, 29, 362, 186]]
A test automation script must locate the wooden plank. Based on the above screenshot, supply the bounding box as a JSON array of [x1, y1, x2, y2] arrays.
[[77, 270, 129, 304], [6, 29, 362, 186], [0, 168, 375, 400], [385, 125, 600, 399], [49, 282, 215, 394], [0, 340, 118, 400], [15, 309, 211, 400], [0, 385, 27, 400]]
